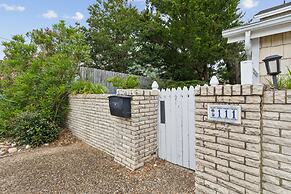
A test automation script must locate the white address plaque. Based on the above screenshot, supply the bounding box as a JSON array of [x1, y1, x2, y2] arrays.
[[207, 105, 241, 124]]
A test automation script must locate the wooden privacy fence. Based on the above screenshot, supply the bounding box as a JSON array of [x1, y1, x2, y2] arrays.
[[79, 67, 150, 93], [158, 86, 196, 170]]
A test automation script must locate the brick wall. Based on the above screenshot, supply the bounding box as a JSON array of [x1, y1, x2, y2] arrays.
[[260, 32, 291, 83], [195, 85, 291, 194], [262, 90, 291, 193], [68, 94, 115, 155], [195, 85, 264, 194], [67, 89, 158, 170]]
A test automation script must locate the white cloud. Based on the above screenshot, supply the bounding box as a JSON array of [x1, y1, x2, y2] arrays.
[[242, 0, 259, 9], [72, 12, 84, 22], [0, 3, 25, 12], [42, 10, 58, 19]]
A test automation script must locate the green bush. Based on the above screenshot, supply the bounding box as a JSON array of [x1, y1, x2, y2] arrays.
[[0, 21, 91, 144], [11, 112, 60, 146], [107, 75, 140, 89], [70, 80, 107, 94]]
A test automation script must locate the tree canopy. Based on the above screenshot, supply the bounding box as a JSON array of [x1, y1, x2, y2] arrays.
[[86, 0, 243, 82]]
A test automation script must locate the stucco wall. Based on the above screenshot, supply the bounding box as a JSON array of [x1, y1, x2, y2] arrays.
[[260, 32, 291, 83]]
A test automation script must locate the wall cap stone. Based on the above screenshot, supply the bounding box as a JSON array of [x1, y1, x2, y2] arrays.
[[69, 94, 110, 99], [195, 84, 265, 96], [117, 89, 158, 96]]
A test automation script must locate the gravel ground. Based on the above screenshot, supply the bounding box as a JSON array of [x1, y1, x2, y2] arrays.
[[0, 142, 195, 194]]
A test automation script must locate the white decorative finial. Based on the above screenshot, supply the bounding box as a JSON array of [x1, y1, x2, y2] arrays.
[[210, 76, 219, 86], [151, 81, 159, 91]]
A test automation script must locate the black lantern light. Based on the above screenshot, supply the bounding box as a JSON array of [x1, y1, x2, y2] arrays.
[[263, 55, 282, 89]]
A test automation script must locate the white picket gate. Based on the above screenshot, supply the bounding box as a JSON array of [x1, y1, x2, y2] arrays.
[[158, 86, 196, 170]]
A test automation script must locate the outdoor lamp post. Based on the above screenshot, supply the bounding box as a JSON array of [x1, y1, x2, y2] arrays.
[[263, 55, 282, 89]]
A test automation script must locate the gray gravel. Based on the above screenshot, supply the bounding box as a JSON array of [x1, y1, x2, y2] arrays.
[[0, 142, 195, 194]]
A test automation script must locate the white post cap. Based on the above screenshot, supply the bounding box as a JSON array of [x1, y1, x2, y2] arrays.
[[210, 76, 219, 86], [151, 81, 159, 90]]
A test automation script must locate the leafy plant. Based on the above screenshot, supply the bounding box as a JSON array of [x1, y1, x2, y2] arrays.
[[10, 112, 60, 147], [107, 75, 140, 89], [70, 80, 107, 94], [0, 21, 91, 144], [267, 70, 291, 89]]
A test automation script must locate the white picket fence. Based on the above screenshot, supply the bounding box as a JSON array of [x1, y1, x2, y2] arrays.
[[158, 86, 196, 170]]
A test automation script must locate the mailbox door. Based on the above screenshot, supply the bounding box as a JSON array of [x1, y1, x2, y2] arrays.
[[109, 96, 131, 118]]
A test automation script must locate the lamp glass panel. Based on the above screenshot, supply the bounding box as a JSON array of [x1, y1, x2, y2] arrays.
[[269, 60, 278, 74]]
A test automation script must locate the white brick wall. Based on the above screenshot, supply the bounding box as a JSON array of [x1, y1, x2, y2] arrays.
[[195, 85, 264, 194], [195, 85, 291, 194], [68, 94, 115, 155], [67, 89, 159, 170], [262, 90, 291, 194]]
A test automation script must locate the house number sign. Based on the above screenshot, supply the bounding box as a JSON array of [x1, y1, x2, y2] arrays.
[[207, 105, 241, 124]]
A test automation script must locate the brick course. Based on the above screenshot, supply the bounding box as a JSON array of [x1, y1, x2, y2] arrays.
[[195, 85, 291, 194], [195, 85, 264, 194], [67, 89, 158, 170], [262, 90, 291, 194]]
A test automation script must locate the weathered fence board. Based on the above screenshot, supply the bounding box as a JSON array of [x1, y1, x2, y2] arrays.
[[79, 67, 150, 93]]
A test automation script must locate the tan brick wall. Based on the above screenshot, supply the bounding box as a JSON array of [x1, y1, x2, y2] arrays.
[[262, 90, 291, 194], [68, 94, 115, 155], [114, 89, 159, 170], [260, 32, 291, 83], [195, 85, 264, 194], [195, 85, 291, 194], [67, 89, 158, 170]]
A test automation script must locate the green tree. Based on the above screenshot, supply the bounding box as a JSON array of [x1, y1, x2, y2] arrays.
[[86, 0, 243, 82], [86, 0, 166, 77], [149, 0, 243, 81]]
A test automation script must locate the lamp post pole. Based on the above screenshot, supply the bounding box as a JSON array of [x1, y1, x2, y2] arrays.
[[272, 75, 279, 90]]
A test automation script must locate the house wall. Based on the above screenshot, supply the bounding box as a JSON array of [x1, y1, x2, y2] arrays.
[[260, 32, 291, 83], [67, 89, 159, 170]]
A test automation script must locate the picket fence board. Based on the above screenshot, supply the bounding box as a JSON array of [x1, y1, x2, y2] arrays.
[[158, 86, 196, 170]]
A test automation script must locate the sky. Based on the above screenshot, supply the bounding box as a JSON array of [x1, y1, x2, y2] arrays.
[[0, 0, 290, 59]]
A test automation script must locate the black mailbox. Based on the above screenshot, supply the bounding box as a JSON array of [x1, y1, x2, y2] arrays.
[[108, 96, 131, 118]]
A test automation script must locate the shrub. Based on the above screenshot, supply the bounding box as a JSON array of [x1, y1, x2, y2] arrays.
[[0, 21, 91, 142], [107, 75, 140, 89], [10, 112, 60, 146], [70, 80, 107, 94]]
